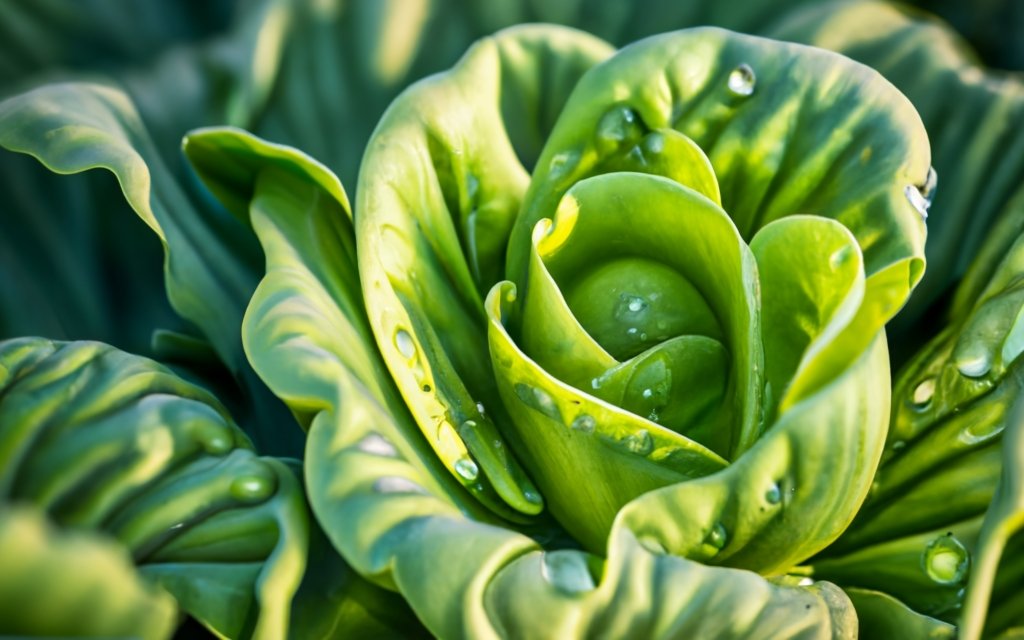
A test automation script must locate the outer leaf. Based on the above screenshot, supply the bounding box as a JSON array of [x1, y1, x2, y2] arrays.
[[356, 25, 614, 517], [961, 398, 1024, 639], [0, 505, 177, 640], [0, 337, 308, 639], [844, 588, 956, 639], [0, 82, 299, 456], [192, 127, 857, 639], [771, 0, 1024, 349]]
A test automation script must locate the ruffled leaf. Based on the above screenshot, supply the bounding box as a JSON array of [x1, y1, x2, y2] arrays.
[[0, 506, 177, 640], [0, 337, 307, 639]]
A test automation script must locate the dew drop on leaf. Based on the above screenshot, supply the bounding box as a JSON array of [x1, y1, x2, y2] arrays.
[[394, 328, 416, 359], [230, 475, 275, 503], [570, 414, 596, 433], [705, 522, 728, 550], [956, 351, 992, 378], [623, 429, 653, 455], [923, 533, 969, 585], [904, 184, 931, 220], [765, 483, 782, 505], [454, 457, 480, 482], [727, 63, 756, 97], [911, 377, 936, 409]]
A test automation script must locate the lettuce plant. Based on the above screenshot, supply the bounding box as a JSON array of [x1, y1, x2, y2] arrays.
[[0, 2, 1022, 639]]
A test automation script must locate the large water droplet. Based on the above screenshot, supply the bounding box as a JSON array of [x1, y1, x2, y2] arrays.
[[356, 432, 398, 457], [570, 414, 596, 433], [454, 457, 479, 482], [905, 184, 931, 220], [623, 429, 653, 456], [596, 105, 643, 148], [727, 64, 756, 97], [394, 329, 416, 359], [549, 150, 580, 179], [514, 383, 562, 421], [373, 476, 428, 495], [230, 475, 276, 502], [957, 352, 992, 378], [829, 245, 853, 270], [705, 522, 728, 551], [911, 377, 936, 409], [541, 550, 596, 594], [923, 534, 969, 585], [765, 483, 782, 505]]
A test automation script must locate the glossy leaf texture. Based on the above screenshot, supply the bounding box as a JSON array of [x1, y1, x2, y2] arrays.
[[187, 123, 861, 638], [960, 398, 1024, 639], [0, 506, 177, 640], [771, 0, 1024, 356], [0, 337, 309, 639], [0, 82, 299, 456], [809, 145, 1024, 636]]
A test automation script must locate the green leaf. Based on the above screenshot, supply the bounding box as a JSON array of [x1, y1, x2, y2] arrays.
[[960, 397, 1024, 639], [0, 337, 308, 639], [190, 124, 857, 639], [507, 26, 929, 327], [355, 24, 615, 518], [844, 588, 956, 639], [770, 0, 1024, 350], [0, 505, 177, 640], [0, 82, 301, 456]]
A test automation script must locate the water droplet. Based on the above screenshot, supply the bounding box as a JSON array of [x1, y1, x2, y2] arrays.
[[198, 427, 232, 455], [524, 489, 542, 504], [394, 329, 416, 359], [373, 476, 428, 495], [705, 522, 728, 551], [590, 378, 601, 390], [626, 327, 639, 337], [765, 483, 782, 505], [960, 417, 1004, 446], [797, 577, 814, 587], [623, 429, 653, 456], [356, 432, 398, 457], [957, 352, 992, 378], [829, 245, 853, 269], [476, 402, 487, 416], [727, 63, 756, 97], [911, 377, 936, 408], [549, 150, 580, 179], [641, 388, 653, 399], [514, 383, 562, 421], [230, 475, 276, 502], [923, 534, 969, 585], [596, 105, 642, 147], [571, 414, 596, 433], [643, 132, 665, 155], [921, 166, 938, 205], [904, 184, 930, 220], [541, 550, 596, 593], [454, 457, 479, 482]]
